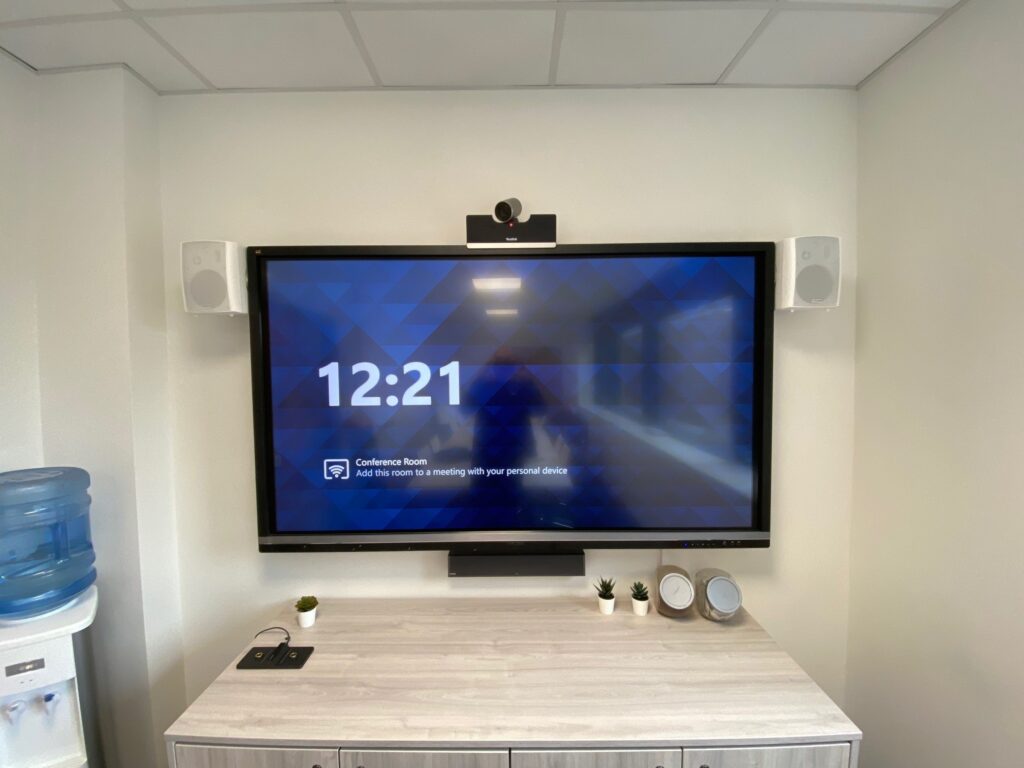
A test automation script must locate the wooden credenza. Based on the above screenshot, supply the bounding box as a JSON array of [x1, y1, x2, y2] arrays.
[[166, 598, 860, 768]]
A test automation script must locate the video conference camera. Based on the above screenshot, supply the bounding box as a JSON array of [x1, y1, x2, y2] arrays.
[[493, 198, 523, 223], [466, 198, 556, 248]]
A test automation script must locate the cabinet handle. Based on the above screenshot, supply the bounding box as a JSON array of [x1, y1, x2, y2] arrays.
[[700, 764, 710, 768]]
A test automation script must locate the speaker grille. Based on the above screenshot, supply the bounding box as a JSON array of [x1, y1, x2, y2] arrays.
[[189, 269, 228, 309], [796, 264, 834, 303]]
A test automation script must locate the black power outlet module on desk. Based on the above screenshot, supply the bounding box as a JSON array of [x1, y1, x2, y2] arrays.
[[236, 627, 313, 670]]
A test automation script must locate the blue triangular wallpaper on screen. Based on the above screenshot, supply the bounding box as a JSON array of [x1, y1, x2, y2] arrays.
[[264, 255, 756, 533]]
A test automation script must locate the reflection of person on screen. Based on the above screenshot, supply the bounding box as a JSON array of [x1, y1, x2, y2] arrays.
[[340, 410, 375, 457], [465, 347, 544, 490]]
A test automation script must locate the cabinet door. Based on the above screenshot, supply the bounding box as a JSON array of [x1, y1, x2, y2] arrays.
[[340, 750, 510, 768], [512, 749, 681, 768], [682, 744, 850, 768], [175, 744, 341, 768]]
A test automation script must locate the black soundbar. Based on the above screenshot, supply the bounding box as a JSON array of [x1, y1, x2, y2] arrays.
[[448, 547, 585, 577]]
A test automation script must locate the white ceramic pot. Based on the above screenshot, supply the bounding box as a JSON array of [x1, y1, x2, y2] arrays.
[[296, 606, 317, 628], [632, 598, 650, 616], [598, 596, 615, 615]]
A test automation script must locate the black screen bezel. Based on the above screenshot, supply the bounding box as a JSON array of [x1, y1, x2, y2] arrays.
[[248, 243, 774, 552]]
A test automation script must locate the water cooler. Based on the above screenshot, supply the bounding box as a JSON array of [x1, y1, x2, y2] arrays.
[[0, 468, 99, 768]]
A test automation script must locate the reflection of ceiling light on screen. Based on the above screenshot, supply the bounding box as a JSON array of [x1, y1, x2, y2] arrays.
[[473, 277, 521, 292], [486, 308, 518, 316]]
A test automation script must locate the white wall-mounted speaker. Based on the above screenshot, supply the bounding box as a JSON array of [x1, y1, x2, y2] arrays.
[[181, 240, 247, 315], [776, 236, 841, 310]]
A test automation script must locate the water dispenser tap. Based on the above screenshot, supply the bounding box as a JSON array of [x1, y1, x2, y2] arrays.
[[2, 700, 27, 724], [42, 691, 61, 716]]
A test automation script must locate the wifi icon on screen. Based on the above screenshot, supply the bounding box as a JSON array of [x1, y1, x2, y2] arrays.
[[323, 459, 350, 481]]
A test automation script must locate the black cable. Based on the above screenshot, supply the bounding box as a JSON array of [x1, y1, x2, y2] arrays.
[[253, 626, 291, 645], [254, 626, 292, 662]]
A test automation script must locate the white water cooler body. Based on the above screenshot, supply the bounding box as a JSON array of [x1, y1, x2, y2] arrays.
[[0, 587, 97, 768]]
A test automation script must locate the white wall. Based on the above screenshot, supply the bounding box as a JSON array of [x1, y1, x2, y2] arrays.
[[123, 73, 188, 766], [849, 0, 1024, 766], [0, 54, 43, 470], [34, 68, 161, 768], [158, 88, 858, 704], [27, 66, 186, 768]]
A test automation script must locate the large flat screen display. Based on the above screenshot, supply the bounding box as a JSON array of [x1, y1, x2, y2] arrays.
[[249, 244, 773, 550]]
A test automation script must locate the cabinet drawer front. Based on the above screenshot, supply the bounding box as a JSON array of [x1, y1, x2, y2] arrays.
[[513, 749, 682, 768], [175, 744, 340, 768], [341, 750, 510, 768], [683, 744, 849, 768]]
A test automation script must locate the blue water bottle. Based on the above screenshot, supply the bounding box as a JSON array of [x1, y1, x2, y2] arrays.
[[0, 467, 97, 619]]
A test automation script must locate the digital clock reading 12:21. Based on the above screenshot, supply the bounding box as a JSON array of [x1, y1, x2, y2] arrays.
[[318, 361, 461, 407]]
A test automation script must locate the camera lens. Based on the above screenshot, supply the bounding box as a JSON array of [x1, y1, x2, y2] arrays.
[[494, 198, 522, 223]]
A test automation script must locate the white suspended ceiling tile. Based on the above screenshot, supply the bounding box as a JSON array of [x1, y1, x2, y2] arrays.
[[124, 0, 321, 9], [788, 0, 955, 6], [353, 10, 556, 87], [0, 18, 204, 90], [147, 11, 373, 89], [557, 8, 769, 86], [0, 0, 119, 23], [725, 10, 937, 86]]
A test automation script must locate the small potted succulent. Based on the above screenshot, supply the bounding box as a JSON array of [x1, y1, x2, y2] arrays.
[[295, 595, 319, 628], [594, 577, 616, 615], [630, 581, 650, 616]]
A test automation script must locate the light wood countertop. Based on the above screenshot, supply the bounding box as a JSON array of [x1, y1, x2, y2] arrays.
[[166, 597, 859, 749]]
